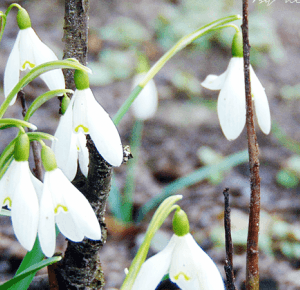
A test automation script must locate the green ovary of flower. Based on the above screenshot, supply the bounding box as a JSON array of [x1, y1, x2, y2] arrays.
[[54, 204, 68, 214], [21, 61, 35, 70], [3, 197, 12, 208], [173, 272, 191, 281], [75, 124, 89, 133]]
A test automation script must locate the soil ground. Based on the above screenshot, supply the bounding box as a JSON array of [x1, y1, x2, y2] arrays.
[[0, 1, 300, 289]]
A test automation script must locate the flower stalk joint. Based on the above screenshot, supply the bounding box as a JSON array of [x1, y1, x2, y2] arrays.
[[172, 208, 190, 237], [17, 8, 31, 30], [14, 133, 30, 161], [231, 30, 243, 58], [41, 145, 57, 172], [74, 70, 89, 90], [61, 95, 71, 115]]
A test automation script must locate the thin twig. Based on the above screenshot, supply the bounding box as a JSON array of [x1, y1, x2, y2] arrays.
[[241, 1, 261, 289], [19, 91, 44, 181], [223, 188, 237, 290]]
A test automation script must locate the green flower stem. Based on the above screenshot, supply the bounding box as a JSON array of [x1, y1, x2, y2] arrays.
[[0, 118, 37, 130], [137, 149, 248, 222], [0, 3, 24, 43], [0, 59, 90, 119], [113, 85, 143, 125], [27, 132, 55, 141], [123, 119, 144, 223], [113, 14, 241, 125], [24, 89, 74, 122], [120, 195, 182, 290], [5, 3, 23, 16], [0, 12, 7, 44]]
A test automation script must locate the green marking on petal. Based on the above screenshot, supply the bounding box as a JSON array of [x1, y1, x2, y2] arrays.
[[173, 272, 191, 281], [75, 125, 89, 133], [21, 61, 35, 70], [3, 197, 12, 208], [54, 204, 68, 214]]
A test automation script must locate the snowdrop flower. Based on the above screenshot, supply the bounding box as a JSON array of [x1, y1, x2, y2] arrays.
[[0, 133, 39, 251], [132, 209, 224, 290], [201, 31, 271, 140], [52, 70, 123, 181], [131, 73, 158, 120], [4, 8, 65, 105], [38, 145, 101, 257]]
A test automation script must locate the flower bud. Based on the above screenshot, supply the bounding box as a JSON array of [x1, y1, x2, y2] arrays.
[[14, 133, 30, 161], [41, 145, 57, 172], [17, 8, 31, 30], [61, 95, 71, 115], [231, 31, 243, 58], [74, 70, 89, 90], [172, 208, 190, 236]]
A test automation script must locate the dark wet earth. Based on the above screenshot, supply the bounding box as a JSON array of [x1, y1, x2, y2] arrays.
[[0, 0, 300, 289]]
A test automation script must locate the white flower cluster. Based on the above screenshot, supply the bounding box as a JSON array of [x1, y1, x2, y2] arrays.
[[1, 17, 123, 257], [0, 157, 101, 257]]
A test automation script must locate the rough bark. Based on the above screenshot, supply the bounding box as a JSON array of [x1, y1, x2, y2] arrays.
[[54, 1, 111, 289], [242, 1, 261, 289]]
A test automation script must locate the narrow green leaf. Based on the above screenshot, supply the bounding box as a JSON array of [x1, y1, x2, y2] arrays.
[[0, 256, 61, 290], [24, 89, 74, 122], [137, 149, 248, 222], [0, 119, 37, 130]]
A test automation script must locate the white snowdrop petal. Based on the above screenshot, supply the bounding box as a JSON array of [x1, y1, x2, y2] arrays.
[[132, 236, 176, 290], [30, 173, 43, 201], [55, 211, 84, 242], [131, 74, 158, 120], [217, 58, 246, 140], [52, 98, 78, 181], [250, 66, 271, 135], [47, 169, 101, 241], [77, 132, 89, 177], [4, 32, 21, 104], [72, 89, 90, 134], [44, 169, 84, 241], [201, 69, 228, 90], [183, 234, 224, 290], [84, 89, 123, 167], [11, 162, 39, 251], [64, 194, 101, 241], [19, 28, 36, 71], [169, 235, 200, 289], [27, 28, 65, 91], [38, 185, 56, 257]]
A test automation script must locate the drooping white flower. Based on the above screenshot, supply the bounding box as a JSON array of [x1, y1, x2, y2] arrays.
[[52, 83, 123, 181], [38, 167, 101, 257], [4, 9, 65, 105], [201, 30, 271, 141], [0, 160, 39, 251], [132, 233, 224, 290], [131, 73, 158, 120], [201, 57, 271, 140]]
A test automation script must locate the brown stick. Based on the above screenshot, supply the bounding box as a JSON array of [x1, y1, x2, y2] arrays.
[[53, 0, 114, 288], [241, 1, 261, 289], [223, 188, 237, 290]]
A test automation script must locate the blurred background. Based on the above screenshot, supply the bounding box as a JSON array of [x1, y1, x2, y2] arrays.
[[0, 0, 300, 289]]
